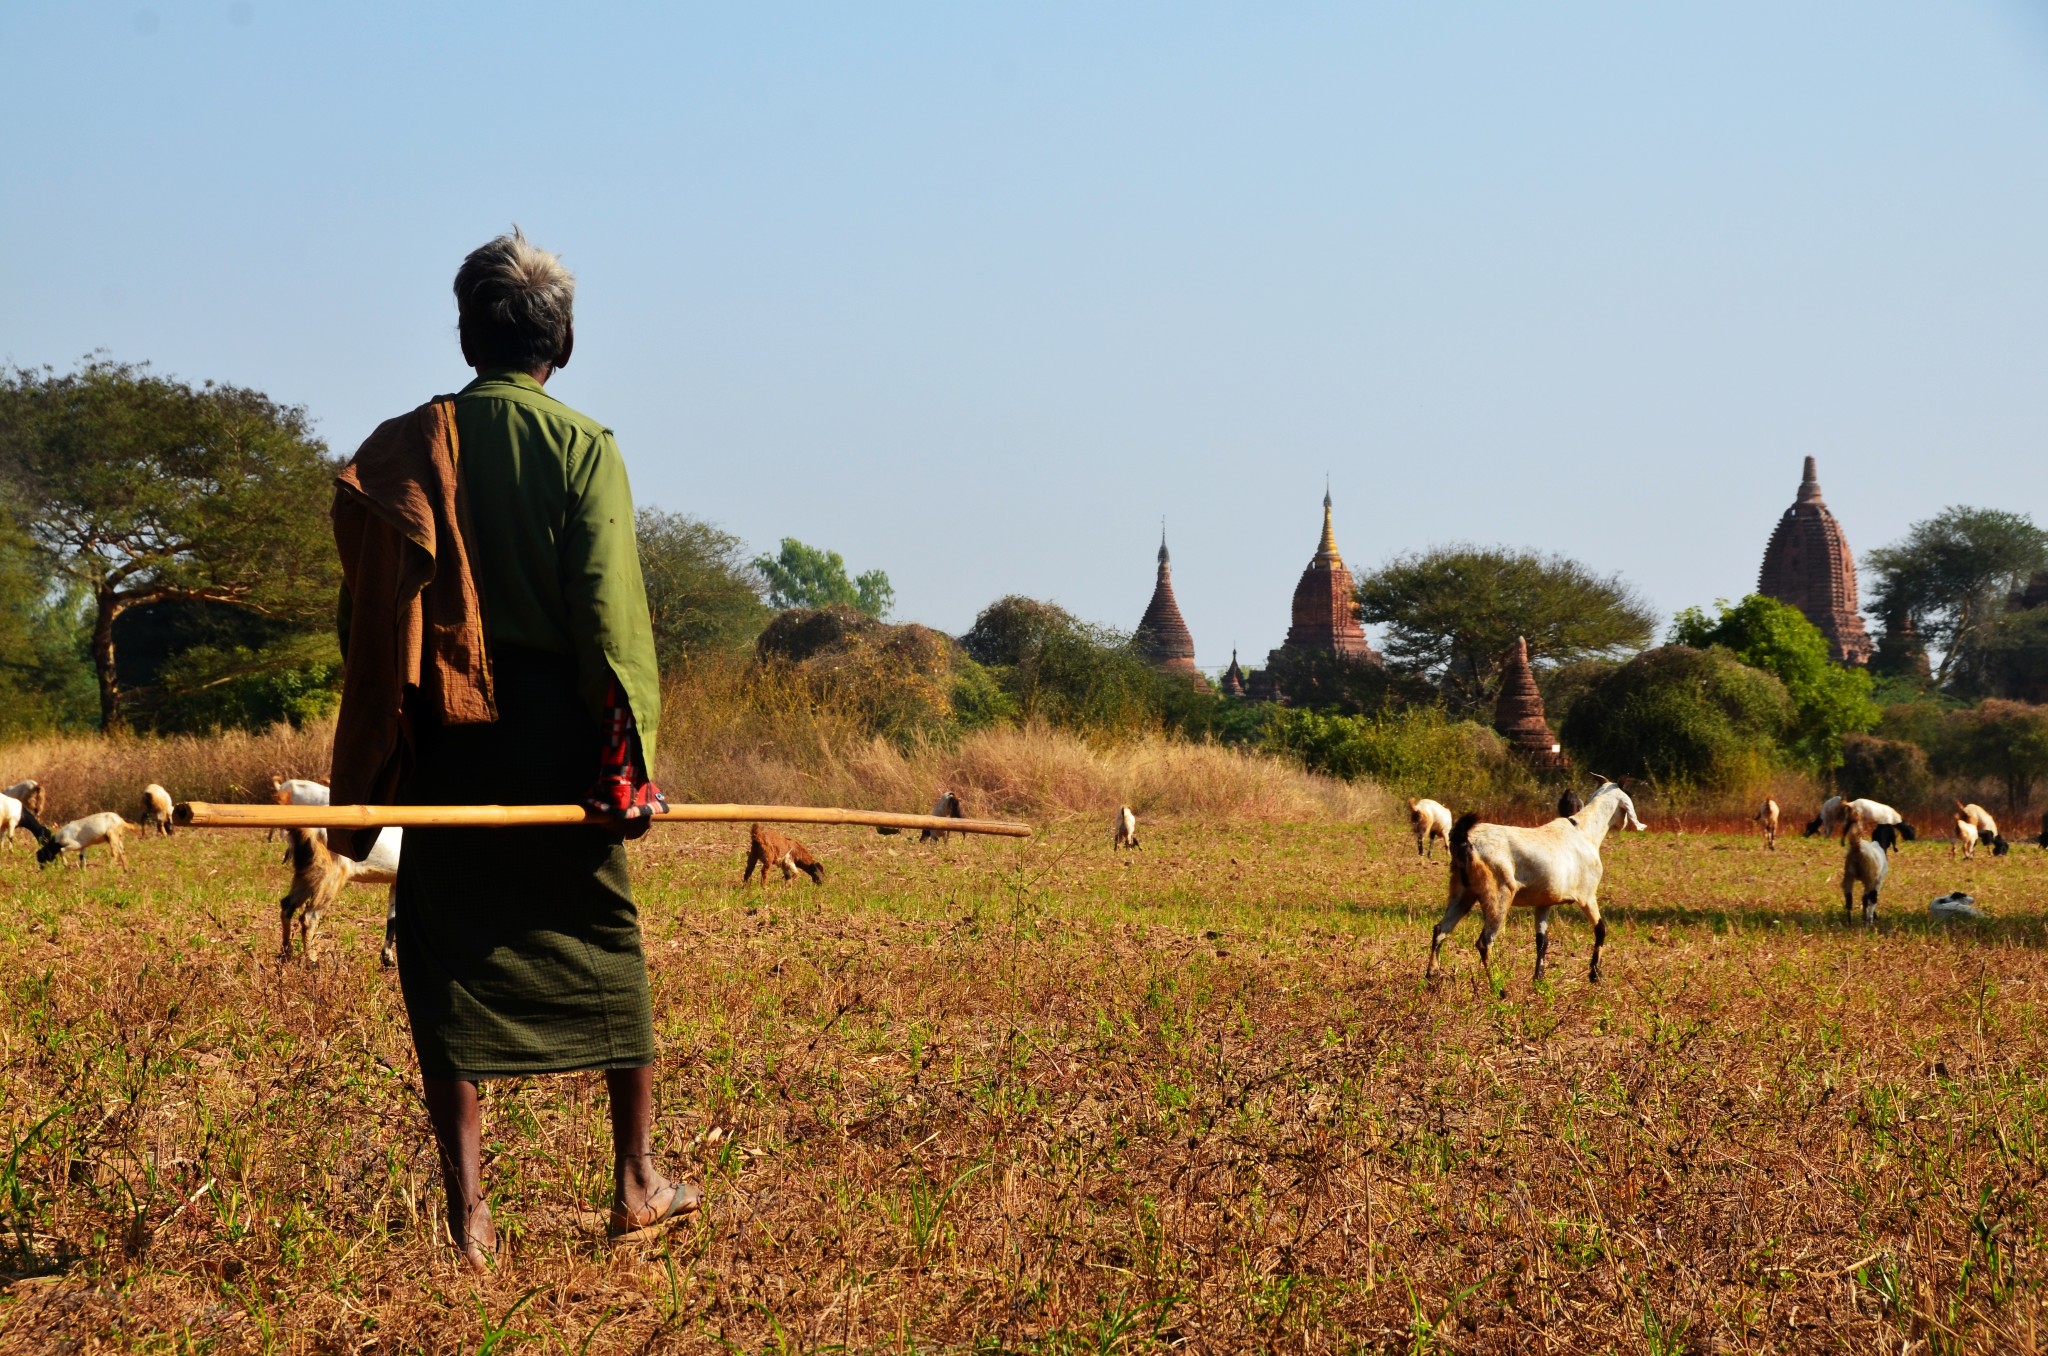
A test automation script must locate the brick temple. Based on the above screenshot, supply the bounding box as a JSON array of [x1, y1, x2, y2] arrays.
[[1132, 531, 1206, 685], [1758, 456, 1874, 665], [1493, 635, 1565, 769]]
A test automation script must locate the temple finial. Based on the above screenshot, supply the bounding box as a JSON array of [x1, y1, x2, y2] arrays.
[[1798, 456, 1822, 503], [1158, 518, 1170, 565]]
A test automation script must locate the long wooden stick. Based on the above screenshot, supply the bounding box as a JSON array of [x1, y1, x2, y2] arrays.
[[173, 800, 1033, 838]]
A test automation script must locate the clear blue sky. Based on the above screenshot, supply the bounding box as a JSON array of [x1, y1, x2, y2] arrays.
[[6, 3, 2047, 671]]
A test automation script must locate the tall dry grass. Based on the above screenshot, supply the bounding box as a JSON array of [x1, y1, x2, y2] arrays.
[[0, 664, 1383, 825], [0, 719, 336, 822]]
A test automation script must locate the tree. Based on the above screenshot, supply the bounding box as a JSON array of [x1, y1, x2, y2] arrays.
[[1355, 546, 1656, 713], [636, 509, 770, 670], [1866, 507, 2048, 686], [1837, 734, 1933, 809], [1560, 645, 1793, 795], [0, 358, 340, 730], [1940, 700, 2048, 807], [754, 538, 894, 619], [958, 596, 1173, 737], [0, 504, 96, 736], [1669, 594, 1879, 770]]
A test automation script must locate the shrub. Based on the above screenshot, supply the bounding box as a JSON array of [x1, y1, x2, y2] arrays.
[[1670, 595, 1879, 771], [1561, 645, 1792, 797], [1263, 707, 1537, 807], [1837, 734, 1932, 809]]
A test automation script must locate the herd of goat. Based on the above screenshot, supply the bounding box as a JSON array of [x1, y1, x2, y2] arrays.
[[6, 769, 2043, 982]]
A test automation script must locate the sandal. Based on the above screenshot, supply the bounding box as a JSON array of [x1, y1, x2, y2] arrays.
[[607, 1179, 702, 1242]]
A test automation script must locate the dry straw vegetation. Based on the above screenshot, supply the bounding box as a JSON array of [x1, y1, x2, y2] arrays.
[[5, 798, 2048, 1351]]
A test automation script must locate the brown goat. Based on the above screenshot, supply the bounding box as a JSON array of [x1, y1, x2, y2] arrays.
[[743, 824, 825, 885]]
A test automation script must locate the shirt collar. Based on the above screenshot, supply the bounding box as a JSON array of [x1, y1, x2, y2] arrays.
[[460, 369, 549, 396]]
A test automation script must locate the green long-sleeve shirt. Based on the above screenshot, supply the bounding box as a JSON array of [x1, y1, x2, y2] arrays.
[[442, 370, 661, 768]]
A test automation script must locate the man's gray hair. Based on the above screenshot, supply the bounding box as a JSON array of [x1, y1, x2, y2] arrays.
[[453, 226, 575, 372]]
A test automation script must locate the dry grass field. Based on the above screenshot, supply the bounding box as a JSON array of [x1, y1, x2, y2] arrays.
[[4, 813, 2048, 1353]]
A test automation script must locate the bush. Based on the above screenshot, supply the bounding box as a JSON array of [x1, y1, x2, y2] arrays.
[[959, 596, 1197, 740], [1670, 595, 1879, 771], [1561, 645, 1792, 797], [1263, 707, 1537, 807], [1939, 700, 2048, 807], [1837, 734, 1932, 809]]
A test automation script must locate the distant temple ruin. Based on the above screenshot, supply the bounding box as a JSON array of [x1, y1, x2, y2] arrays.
[[1133, 531, 1206, 685], [1274, 490, 1380, 664], [1493, 635, 1565, 770], [1757, 456, 1874, 665]]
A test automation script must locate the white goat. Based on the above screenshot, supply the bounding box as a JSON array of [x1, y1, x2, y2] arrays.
[[1113, 806, 1140, 850], [278, 826, 402, 964], [1407, 798, 1454, 860], [37, 812, 131, 870], [1954, 802, 2009, 855], [1847, 798, 1908, 836], [140, 784, 175, 837], [1804, 796, 1846, 840], [268, 777, 330, 845], [1754, 798, 1780, 850], [0, 792, 20, 849], [1841, 823, 1901, 923], [1428, 782, 1648, 985], [5, 779, 46, 818], [1953, 815, 1980, 859]]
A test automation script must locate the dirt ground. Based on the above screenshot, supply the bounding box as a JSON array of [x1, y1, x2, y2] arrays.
[[3, 815, 2045, 1352]]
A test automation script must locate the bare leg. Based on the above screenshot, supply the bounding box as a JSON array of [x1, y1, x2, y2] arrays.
[[607, 1065, 699, 1225], [1427, 896, 1473, 978], [1533, 906, 1552, 981], [424, 1078, 492, 1270]]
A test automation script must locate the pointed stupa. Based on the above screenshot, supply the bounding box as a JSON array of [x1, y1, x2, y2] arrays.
[[1276, 489, 1379, 662], [1758, 457, 1874, 665], [1135, 527, 1204, 682], [1220, 649, 1247, 697], [1493, 636, 1564, 768]]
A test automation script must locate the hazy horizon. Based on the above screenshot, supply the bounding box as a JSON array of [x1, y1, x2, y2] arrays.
[[6, 3, 2046, 671]]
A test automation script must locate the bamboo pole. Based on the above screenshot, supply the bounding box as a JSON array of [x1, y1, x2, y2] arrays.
[[172, 800, 1033, 838]]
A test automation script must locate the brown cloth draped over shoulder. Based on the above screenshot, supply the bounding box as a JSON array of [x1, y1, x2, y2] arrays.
[[331, 398, 498, 855]]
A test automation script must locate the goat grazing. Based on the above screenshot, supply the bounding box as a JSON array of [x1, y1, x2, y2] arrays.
[[1956, 802, 2010, 855], [5, 779, 46, 819], [1846, 798, 1910, 838], [742, 824, 825, 885], [1428, 782, 1647, 985], [1953, 815, 1980, 859], [1557, 788, 1584, 818], [0, 792, 21, 849], [1407, 798, 1453, 860], [36, 812, 131, 870], [921, 790, 964, 842], [1113, 806, 1140, 850], [1804, 796, 1846, 839], [1841, 823, 1900, 923], [141, 784, 174, 837], [278, 826, 402, 963], [1755, 798, 1780, 850]]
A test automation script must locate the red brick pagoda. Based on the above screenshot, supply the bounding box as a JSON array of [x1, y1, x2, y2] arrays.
[[1134, 531, 1205, 684], [1274, 490, 1379, 664], [1493, 635, 1565, 770], [1758, 456, 1874, 665]]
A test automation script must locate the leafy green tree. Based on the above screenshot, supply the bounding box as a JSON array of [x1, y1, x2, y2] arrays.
[[1940, 700, 2048, 807], [636, 509, 770, 670], [1972, 605, 2048, 703], [1560, 645, 1793, 795], [0, 358, 340, 730], [1837, 733, 1933, 809], [1669, 594, 1879, 770], [959, 596, 1172, 738], [1355, 546, 1656, 712], [0, 506, 97, 736], [754, 538, 894, 619], [1866, 507, 2048, 686]]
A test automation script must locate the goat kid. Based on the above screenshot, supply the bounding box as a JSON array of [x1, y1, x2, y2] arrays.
[[1842, 823, 1902, 923], [1804, 796, 1846, 840], [278, 826, 402, 963], [1407, 798, 1453, 860], [742, 824, 825, 885], [1428, 782, 1647, 985], [5, 779, 46, 819], [141, 784, 175, 837], [1556, 788, 1584, 818], [1755, 798, 1780, 850], [1113, 806, 1140, 851], [37, 812, 131, 870], [921, 790, 964, 842]]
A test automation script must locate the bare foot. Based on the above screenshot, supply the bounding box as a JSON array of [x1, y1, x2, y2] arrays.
[[456, 1199, 496, 1272]]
